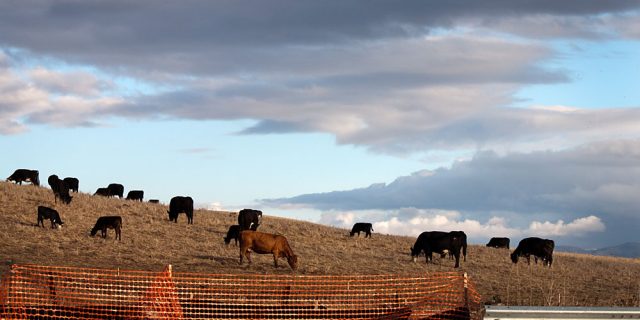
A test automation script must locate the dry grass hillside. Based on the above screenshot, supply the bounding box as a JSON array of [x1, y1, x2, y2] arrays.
[[0, 181, 638, 307]]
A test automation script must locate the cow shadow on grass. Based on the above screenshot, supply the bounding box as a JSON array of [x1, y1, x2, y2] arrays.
[[196, 255, 238, 266]]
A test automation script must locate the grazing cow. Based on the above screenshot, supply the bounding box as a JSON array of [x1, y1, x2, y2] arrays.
[[126, 190, 144, 201], [450, 231, 468, 261], [107, 183, 124, 198], [63, 177, 79, 192], [94, 187, 110, 197], [7, 169, 40, 186], [48, 175, 72, 205], [511, 237, 555, 267], [411, 231, 464, 268], [350, 222, 374, 238], [238, 208, 262, 231], [224, 225, 241, 245], [167, 196, 194, 224], [486, 237, 510, 249], [239, 231, 298, 270], [37, 206, 64, 229], [90, 216, 122, 241]]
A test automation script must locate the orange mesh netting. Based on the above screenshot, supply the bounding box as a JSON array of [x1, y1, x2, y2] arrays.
[[0, 264, 483, 319]]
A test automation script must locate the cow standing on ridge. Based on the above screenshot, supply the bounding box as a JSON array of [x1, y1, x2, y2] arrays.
[[63, 177, 79, 193], [94, 187, 110, 197], [167, 196, 194, 224], [486, 237, 510, 249], [411, 231, 464, 268], [48, 175, 72, 205], [107, 183, 124, 198], [511, 237, 555, 267], [350, 222, 374, 238], [7, 169, 40, 186], [126, 190, 144, 201]]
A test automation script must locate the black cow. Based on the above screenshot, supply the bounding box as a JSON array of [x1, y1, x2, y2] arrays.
[[107, 183, 124, 198], [167, 196, 194, 224], [94, 187, 110, 197], [224, 225, 241, 245], [511, 237, 555, 267], [350, 222, 373, 238], [126, 190, 144, 201], [486, 237, 510, 249], [149, 199, 160, 204], [90, 216, 122, 241], [411, 231, 464, 268], [48, 175, 72, 205], [7, 169, 40, 186], [37, 206, 64, 229], [238, 208, 262, 231], [63, 177, 79, 192]]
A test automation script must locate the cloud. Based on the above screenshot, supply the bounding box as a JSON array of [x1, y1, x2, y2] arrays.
[[528, 215, 605, 236], [268, 140, 640, 246], [1, 5, 639, 155], [28, 67, 113, 97], [0, 51, 126, 133]]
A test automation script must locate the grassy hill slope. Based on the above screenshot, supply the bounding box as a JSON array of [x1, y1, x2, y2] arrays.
[[1, 182, 638, 307]]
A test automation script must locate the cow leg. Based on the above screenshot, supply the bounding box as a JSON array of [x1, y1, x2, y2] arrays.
[[273, 253, 279, 268], [453, 252, 460, 268]]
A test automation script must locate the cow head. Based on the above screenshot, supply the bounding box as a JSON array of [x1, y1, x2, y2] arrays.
[[223, 237, 230, 245], [410, 246, 420, 262], [349, 231, 355, 237], [287, 255, 298, 270], [510, 252, 519, 264]]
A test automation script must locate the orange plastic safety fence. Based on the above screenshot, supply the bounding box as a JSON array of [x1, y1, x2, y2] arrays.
[[0, 264, 483, 320]]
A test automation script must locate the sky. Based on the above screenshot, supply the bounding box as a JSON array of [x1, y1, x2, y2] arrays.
[[1, 1, 640, 248]]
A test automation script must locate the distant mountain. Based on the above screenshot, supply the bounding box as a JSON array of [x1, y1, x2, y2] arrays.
[[557, 242, 640, 258]]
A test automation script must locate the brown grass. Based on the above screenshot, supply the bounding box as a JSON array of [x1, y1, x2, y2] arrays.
[[0, 181, 638, 307]]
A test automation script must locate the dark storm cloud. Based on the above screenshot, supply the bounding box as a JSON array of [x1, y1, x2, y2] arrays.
[[265, 140, 640, 215], [0, 1, 638, 74]]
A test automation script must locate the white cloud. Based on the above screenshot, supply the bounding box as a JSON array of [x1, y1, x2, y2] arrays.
[[0, 53, 125, 132], [527, 215, 605, 236], [29, 67, 112, 97]]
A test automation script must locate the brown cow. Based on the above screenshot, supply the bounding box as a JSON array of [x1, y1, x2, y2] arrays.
[[239, 231, 298, 270]]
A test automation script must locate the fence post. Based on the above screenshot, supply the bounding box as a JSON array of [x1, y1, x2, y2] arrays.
[[464, 272, 469, 309]]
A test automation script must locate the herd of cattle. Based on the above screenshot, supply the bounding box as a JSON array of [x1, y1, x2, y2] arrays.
[[8, 168, 556, 271]]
